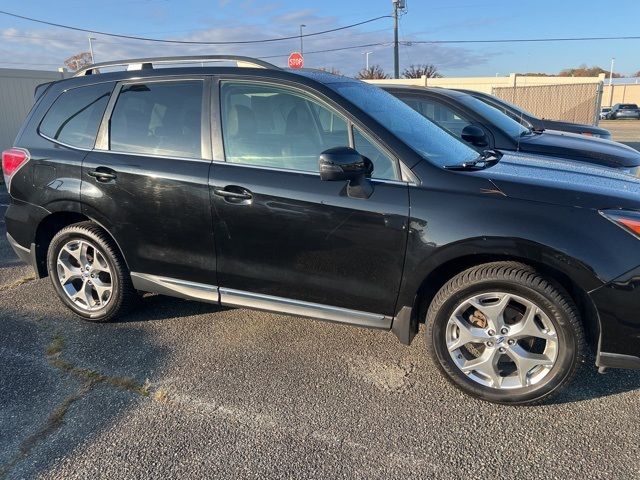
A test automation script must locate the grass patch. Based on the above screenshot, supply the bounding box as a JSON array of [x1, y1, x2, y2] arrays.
[[0, 275, 36, 292], [153, 388, 170, 403]]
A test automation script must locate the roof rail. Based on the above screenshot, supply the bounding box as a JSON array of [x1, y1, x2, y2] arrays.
[[73, 55, 280, 77]]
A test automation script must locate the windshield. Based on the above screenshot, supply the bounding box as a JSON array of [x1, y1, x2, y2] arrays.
[[329, 81, 478, 167], [458, 95, 529, 139]]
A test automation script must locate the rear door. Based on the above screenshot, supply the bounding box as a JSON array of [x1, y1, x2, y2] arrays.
[[82, 76, 217, 286], [209, 78, 409, 318]]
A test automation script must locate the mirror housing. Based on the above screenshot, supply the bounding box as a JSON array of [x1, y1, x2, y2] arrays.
[[318, 147, 373, 199], [319, 146, 369, 181], [461, 125, 488, 147]]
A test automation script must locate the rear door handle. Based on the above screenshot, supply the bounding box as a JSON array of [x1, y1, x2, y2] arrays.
[[213, 187, 253, 202], [87, 167, 117, 183]]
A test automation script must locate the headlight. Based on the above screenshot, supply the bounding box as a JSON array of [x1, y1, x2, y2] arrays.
[[601, 210, 640, 238]]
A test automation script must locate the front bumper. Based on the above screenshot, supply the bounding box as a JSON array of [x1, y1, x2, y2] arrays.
[[590, 266, 640, 370]]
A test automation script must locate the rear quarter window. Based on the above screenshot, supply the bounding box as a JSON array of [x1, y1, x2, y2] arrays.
[[39, 83, 113, 149]]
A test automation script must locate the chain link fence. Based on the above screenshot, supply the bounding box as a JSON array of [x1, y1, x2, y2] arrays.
[[492, 82, 603, 125]]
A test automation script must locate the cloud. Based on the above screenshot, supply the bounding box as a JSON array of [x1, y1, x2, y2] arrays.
[[0, 10, 495, 75]]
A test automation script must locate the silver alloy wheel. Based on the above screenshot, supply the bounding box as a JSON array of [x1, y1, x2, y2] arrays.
[[445, 292, 559, 389], [56, 239, 113, 312]]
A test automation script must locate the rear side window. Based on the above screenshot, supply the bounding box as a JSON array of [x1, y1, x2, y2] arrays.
[[39, 83, 113, 149], [109, 81, 203, 159]]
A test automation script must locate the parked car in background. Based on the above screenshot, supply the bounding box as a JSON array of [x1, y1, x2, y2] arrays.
[[455, 89, 612, 139], [600, 107, 612, 120], [606, 103, 640, 120], [383, 85, 640, 174], [5, 56, 640, 406]]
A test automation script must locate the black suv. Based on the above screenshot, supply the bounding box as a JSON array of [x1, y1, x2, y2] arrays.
[[4, 56, 640, 405], [457, 89, 613, 139], [383, 85, 640, 173]]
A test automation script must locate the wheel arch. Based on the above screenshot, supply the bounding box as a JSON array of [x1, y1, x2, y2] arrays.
[[34, 209, 129, 278], [395, 242, 601, 351]]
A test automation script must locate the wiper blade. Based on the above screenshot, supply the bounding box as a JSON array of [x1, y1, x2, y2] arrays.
[[444, 149, 502, 171]]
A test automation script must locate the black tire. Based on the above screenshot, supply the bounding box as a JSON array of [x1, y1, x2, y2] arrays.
[[47, 221, 137, 322], [426, 261, 585, 405]]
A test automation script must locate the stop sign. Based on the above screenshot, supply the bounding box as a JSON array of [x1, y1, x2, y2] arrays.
[[288, 52, 304, 69]]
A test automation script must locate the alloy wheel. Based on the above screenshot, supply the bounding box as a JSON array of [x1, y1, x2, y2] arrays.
[[445, 292, 559, 389], [56, 239, 113, 312]]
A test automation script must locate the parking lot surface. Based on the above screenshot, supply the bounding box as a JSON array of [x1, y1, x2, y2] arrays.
[[602, 119, 640, 150], [2, 139, 640, 479]]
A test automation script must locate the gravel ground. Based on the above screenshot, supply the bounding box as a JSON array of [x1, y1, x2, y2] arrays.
[[1, 157, 640, 479]]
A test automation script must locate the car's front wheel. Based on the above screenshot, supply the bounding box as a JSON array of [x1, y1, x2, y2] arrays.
[[47, 221, 137, 321], [426, 262, 585, 405]]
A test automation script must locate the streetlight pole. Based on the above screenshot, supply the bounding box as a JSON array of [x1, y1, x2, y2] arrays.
[[88, 36, 96, 63], [299, 24, 306, 55], [364, 51, 373, 70], [609, 57, 615, 107]]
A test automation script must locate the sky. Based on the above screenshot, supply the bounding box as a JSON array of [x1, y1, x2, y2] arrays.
[[0, 0, 639, 77]]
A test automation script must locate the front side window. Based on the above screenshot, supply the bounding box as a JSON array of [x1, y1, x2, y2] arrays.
[[109, 81, 203, 159], [353, 127, 399, 180], [39, 83, 113, 149], [329, 81, 478, 168], [220, 82, 349, 172]]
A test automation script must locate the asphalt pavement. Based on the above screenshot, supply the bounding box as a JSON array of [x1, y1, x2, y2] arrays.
[[1, 144, 640, 479]]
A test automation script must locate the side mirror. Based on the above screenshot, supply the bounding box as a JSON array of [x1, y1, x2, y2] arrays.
[[318, 146, 373, 199], [319, 146, 369, 181], [461, 125, 488, 147]]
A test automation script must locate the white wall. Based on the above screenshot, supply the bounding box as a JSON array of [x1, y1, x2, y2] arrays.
[[0, 68, 67, 151]]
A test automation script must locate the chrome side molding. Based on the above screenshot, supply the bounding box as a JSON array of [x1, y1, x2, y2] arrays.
[[219, 287, 391, 329], [130, 272, 390, 329], [130, 272, 220, 303]]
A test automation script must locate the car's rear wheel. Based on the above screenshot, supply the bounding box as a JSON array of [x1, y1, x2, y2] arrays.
[[47, 221, 137, 321], [426, 262, 585, 405]]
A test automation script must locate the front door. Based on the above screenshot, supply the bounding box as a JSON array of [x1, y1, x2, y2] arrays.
[[210, 79, 409, 317]]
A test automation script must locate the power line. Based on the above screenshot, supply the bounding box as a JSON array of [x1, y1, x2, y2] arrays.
[[260, 42, 391, 59], [405, 35, 640, 45], [0, 10, 391, 45]]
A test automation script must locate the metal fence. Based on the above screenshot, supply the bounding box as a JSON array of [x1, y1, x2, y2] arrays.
[[0, 68, 68, 152], [491, 82, 603, 125]]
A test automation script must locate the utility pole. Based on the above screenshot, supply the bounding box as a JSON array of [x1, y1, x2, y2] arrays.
[[299, 24, 306, 55], [393, 1, 399, 79], [364, 51, 373, 70], [88, 36, 96, 63], [392, 0, 406, 79]]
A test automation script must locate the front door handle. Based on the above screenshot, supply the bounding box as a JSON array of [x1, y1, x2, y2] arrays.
[[87, 167, 117, 183], [213, 186, 253, 203]]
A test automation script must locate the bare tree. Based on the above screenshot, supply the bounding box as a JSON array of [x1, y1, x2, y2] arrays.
[[318, 67, 343, 76], [356, 65, 389, 80], [64, 52, 93, 71], [402, 64, 442, 79], [633, 70, 640, 77]]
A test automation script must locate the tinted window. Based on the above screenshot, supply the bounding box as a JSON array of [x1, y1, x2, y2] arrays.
[[220, 82, 349, 172], [110, 81, 203, 158], [39, 83, 113, 149], [619, 104, 638, 110], [329, 82, 478, 168], [402, 96, 473, 139], [353, 127, 399, 180]]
